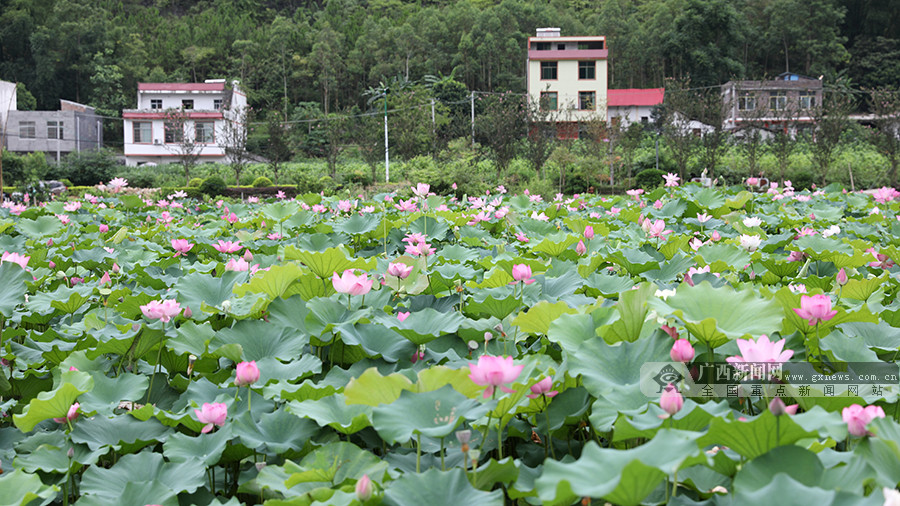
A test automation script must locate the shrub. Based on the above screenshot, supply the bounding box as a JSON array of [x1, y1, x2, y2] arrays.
[[188, 178, 204, 188], [635, 168, 666, 189], [56, 149, 119, 186], [59, 178, 73, 188], [252, 176, 273, 187], [199, 176, 228, 197]]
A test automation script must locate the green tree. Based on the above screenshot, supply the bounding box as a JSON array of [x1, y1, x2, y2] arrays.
[[264, 112, 292, 185], [867, 87, 900, 187]]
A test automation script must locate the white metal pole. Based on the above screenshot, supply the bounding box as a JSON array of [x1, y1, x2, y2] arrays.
[[383, 101, 389, 183], [470, 91, 475, 147]]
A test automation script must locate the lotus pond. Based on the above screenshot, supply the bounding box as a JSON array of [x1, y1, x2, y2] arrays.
[[1, 181, 900, 505]]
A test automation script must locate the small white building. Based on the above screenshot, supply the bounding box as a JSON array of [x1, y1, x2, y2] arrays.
[[122, 79, 247, 167], [607, 88, 664, 127]]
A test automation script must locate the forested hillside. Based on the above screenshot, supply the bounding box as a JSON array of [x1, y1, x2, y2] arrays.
[[1, 0, 898, 118]]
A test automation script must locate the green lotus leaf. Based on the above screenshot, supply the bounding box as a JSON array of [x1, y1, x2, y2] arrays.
[[856, 417, 900, 487], [696, 242, 751, 272], [284, 245, 376, 280], [0, 468, 58, 506], [339, 323, 415, 362], [613, 399, 733, 441], [841, 275, 887, 301], [610, 248, 660, 275], [211, 319, 308, 362], [261, 201, 301, 222], [16, 215, 63, 238], [285, 441, 388, 489], [731, 474, 877, 506], [530, 232, 579, 257], [343, 367, 415, 406], [14, 443, 70, 473], [175, 270, 244, 317], [0, 263, 27, 318], [384, 467, 503, 506], [699, 410, 819, 459], [162, 424, 232, 466], [79, 451, 205, 500], [372, 385, 490, 443], [70, 414, 172, 453], [535, 431, 707, 506], [838, 321, 900, 351], [569, 334, 671, 431], [231, 408, 317, 454], [598, 283, 656, 343], [287, 394, 372, 434], [374, 307, 466, 345], [439, 243, 482, 264], [649, 281, 783, 348], [334, 212, 380, 236], [820, 330, 880, 363], [78, 373, 148, 416], [232, 263, 306, 300], [14, 370, 94, 432], [734, 446, 823, 492], [512, 301, 577, 336]]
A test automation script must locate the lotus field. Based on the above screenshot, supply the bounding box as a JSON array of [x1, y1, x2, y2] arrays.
[[4, 179, 900, 506]]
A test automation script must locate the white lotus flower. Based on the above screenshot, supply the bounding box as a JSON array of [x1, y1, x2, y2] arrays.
[[739, 234, 762, 252]]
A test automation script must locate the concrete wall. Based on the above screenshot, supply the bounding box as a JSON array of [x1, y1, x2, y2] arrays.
[[0, 81, 17, 148], [6, 110, 103, 160], [528, 59, 607, 121]]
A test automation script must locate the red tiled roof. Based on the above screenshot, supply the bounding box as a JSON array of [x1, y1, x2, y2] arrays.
[[138, 82, 225, 91], [608, 88, 664, 107]]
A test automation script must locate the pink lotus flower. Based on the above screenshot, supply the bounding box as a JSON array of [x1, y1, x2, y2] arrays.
[[172, 239, 194, 256], [405, 241, 435, 257], [53, 402, 80, 423], [140, 299, 182, 323], [411, 183, 430, 198], [387, 262, 413, 279], [663, 173, 680, 187], [659, 384, 683, 416], [225, 258, 250, 271], [356, 474, 373, 501], [99, 224, 109, 233], [1, 251, 30, 269], [842, 404, 885, 437], [515, 232, 529, 243], [332, 270, 373, 296], [234, 361, 260, 387], [647, 219, 672, 239], [726, 335, 793, 365], [867, 248, 895, 269], [575, 240, 587, 256], [99, 272, 111, 286], [653, 199, 663, 210], [267, 233, 283, 240], [526, 377, 558, 399], [584, 225, 594, 239], [871, 186, 900, 204], [56, 214, 70, 224], [397, 311, 410, 322], [468, 355, 523, 398], [685, 265, 718, 286], [793, 294, 837, 326], [696, 213, 712, 223], [661, 324, 678, 339], [670, 339, 695, 362], [786, 251, 807, 262], [276, 191, 286, 199], [836, 268, 848, 286], [511, 264, 535, 285], [194, 402, 228, 433], [107, 177, 128, 193], [746, 177, 760, 186], [769, 397, 798, 416], [214, 240, 242, 253], [223, 212, 238, 224]]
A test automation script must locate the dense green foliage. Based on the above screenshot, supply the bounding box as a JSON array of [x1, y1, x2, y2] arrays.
[[0, 0, 896, 115]]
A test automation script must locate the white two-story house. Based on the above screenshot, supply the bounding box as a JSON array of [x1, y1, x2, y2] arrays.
[[122, 79, 247, 167]]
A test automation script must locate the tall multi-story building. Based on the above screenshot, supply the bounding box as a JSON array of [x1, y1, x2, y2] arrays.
[[526, 28, 608, 139], [122, 79, 247, 167]]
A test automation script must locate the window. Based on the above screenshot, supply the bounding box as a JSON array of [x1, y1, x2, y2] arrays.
[[133, 122, 152, 143], [19, 121, 35, 139], [164, 121, 184, 143], [577, 41, 604, 50], [578, 61, 596, 80], [182, 99, 194, 110], [213, 99, 223, 111], [195, 121, 215, 143], [47, 121, 64, 140], [534, 42, 550, 51], [738, 92, 756, 111], [799, 92, 815, 109], [150, 99, 162, 110], [540, 61, 557, 80], [769, 92, 787, 111], [578, 91, 596, 110], [540, 91, 558, 111]]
